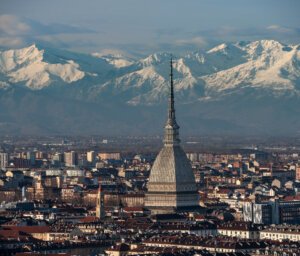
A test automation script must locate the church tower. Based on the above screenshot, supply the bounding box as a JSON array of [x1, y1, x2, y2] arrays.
[[144, 57, 200, 214], [96, 185, 105, 219]]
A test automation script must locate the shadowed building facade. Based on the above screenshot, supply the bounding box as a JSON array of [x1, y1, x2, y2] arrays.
[[145, 58, 200, 214], [96, 185, 105, 219]]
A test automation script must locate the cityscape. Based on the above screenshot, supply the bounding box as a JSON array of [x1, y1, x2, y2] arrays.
[[0, 60, 300, 255], [1, 0, 300, 256]]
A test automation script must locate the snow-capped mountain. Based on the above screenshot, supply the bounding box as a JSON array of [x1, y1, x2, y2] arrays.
[[202, 40, 300, 97], [92, 51, 134, 68], [0, 44, 115, 90], [84, 40, 300, 106], [1, 40, 299, 102], [0, 45, 85, 90], [0, 40, 300, 135]]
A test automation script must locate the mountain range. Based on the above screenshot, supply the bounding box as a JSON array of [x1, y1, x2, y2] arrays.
[[0, 40, 300, 135]]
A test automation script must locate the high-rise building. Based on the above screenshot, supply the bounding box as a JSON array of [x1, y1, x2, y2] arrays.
[[187, 153, 198, 162], [296, 167, 300, 181], [52, 153, 63, 167], [87, 151, 95, 163], [64, 151, 77, 167], [144, 58, 200, 214], [244, 199, 300, 225], [36, 151, 46, 159], [98, 153, 121, 160], [27, 152, 36, 166], [0, 153, 9, 169]]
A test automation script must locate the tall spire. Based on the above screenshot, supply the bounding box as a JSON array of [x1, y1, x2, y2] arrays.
[[164, 56, 180, 145], [145, 55, 199, 214], [168, 56, 175, 123]]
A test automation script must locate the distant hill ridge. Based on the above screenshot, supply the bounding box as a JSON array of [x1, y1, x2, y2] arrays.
[[0, 40, 300, 135]]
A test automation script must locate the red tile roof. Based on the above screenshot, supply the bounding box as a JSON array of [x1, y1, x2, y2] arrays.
[[4, 226, 51, 234], [217, 189, 231, 194], [78, 216, 99, 223], [123, 207, 144, 212], [0, 229, 30, 239], [282, 195, 300, 201], [194, 214, 205, 220]]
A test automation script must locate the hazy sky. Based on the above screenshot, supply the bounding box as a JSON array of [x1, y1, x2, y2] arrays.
[[0, 0, 299, 54]]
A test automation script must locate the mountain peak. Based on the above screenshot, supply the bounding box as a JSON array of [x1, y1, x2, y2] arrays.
[[92, 50, 134, 68], [140, 52, 170, 66], [0, 44, 85, 90], [0, 44, 41, 73], [207, 43, 227, 54]]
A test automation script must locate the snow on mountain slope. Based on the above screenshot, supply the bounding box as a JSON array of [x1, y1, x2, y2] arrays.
[[1, 40, 299, 104], [207, 43, 227, 53], [116, 40, 300, 105], [1, 40, 300, 135], [201, 40, 300, 96], [0, 45, 85, 90], [116, 65, 165, 90], [92, 51, 134, 68], [107, 58, 133, 68], [46, 60, 84, 83], [174, 58, 197, 90], [104, 65, 167, 105], [77, 40, 300, 105], [139, 53, 167, 66], [99, 54, 201, 105], [183, 44, 248, 79]]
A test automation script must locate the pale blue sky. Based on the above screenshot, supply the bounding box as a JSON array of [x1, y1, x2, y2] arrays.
[[0, 0, 299, 54]]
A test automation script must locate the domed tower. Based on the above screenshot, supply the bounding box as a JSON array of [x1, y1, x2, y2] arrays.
[[144, 57, 199, 214]]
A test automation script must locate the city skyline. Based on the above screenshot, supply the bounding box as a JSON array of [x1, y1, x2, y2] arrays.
[[1, 2, 300, 255]]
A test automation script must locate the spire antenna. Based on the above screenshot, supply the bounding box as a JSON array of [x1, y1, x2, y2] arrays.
[[164, 55, 180, 145], [168, 55, 174, 122]]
